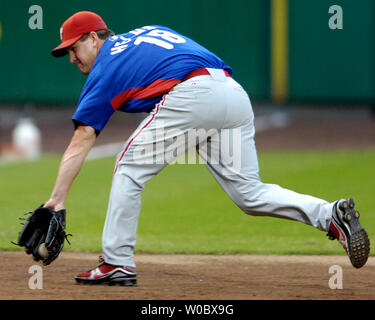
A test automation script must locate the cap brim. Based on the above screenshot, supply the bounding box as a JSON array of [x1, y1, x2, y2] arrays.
[[51, 35, 82, 57]]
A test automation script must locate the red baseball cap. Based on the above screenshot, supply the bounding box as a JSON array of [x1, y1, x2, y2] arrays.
[[52, 11, 108, 57]]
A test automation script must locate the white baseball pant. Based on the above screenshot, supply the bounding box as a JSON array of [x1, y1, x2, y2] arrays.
[[102, 68, 334, 267]]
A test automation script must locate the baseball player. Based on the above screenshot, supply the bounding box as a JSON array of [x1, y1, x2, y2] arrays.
[[45, 11, 369, 286]]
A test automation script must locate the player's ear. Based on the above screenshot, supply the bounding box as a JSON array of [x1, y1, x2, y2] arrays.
[[89, 31, 99, 45]]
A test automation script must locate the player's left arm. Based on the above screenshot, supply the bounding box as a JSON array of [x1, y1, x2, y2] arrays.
[[44, 124, 96, 211]]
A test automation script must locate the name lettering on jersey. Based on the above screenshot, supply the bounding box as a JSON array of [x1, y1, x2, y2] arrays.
[[110, 36, 132, 55], [110, 26, 186, 55]]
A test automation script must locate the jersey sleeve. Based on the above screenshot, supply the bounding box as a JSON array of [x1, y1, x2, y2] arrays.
[[72, 63, 115, 133]]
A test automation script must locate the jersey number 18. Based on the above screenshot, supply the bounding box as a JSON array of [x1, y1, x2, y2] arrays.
[[134, 29, 186, 50]]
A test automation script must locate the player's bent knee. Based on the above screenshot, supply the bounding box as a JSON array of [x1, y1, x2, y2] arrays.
[[229, 182, 267, 216], [232, 193, 259, 215], [112, 170, 145, 193]]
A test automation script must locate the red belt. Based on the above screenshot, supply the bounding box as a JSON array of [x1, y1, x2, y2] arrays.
[[182, 68, 231, 82]]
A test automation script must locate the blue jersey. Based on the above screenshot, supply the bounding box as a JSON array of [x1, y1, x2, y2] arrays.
[[72, 25, 232, 132]]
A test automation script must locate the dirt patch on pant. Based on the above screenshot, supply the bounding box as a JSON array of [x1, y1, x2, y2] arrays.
[[1, 251, 375, 300]]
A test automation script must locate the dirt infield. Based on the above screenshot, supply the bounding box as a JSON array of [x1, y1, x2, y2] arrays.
[[1, 251, 374, 300]]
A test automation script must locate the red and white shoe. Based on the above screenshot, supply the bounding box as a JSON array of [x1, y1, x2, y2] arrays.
[[327, 198, 370, 268], [75, 262, 137, 286]]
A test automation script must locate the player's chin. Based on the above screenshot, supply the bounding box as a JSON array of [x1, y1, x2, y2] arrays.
[[76, 64, 90, 75], [78, 67, 90, 75]]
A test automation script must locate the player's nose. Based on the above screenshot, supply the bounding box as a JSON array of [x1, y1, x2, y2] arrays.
[[68, 51, 77, 64]]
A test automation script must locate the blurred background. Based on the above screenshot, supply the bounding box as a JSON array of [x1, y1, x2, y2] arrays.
[[0, 0, 374, 159]]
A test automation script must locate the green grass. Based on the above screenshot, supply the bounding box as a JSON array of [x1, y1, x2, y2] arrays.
[[1, 149, 374, 256]]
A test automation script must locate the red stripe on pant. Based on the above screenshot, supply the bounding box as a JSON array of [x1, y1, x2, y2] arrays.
[[113, 94, 167, 175]]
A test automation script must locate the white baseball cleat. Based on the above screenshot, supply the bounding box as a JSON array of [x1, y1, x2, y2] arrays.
[[327, 198, 370, 268]]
